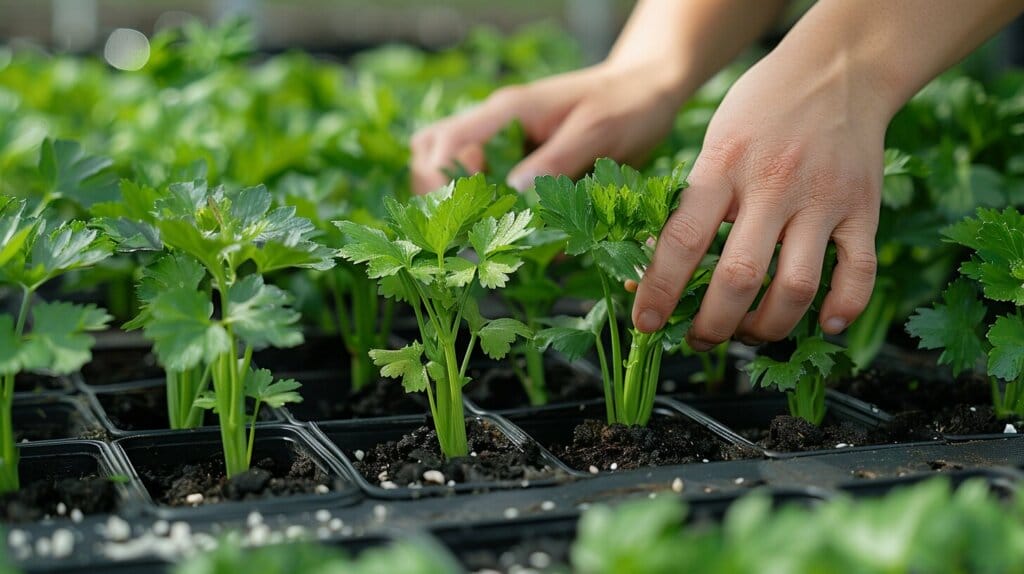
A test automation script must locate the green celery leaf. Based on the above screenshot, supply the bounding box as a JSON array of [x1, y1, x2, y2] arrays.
[[478, 318, 533, 360], [791, 337, 847, 379], [21, 302, 111, 374], [26, 220, 112, 287], [336, 221, 419, 278], [469, 210, 534, 257], [249, 238, 336, 273], [443, 256, 477, 288], [145, 288, 230, 372], [370, 342, 428, 392], [423, 175, 493, 256], [38, 139, 118, 208], [987, 314, 1024, 382], [747, 356, 805, 392], [226, 274, 303, 349], [124, 252, 205, 330], [244, 368, 303, 408], [229, 185, 273, 230], [906, 279, 987, 375], [536, 175, 596, 255], [592, 240, 646, 282], [477, 253, 523, 289], [956, 208, 1024, 305], [0, 197, 34, 269]]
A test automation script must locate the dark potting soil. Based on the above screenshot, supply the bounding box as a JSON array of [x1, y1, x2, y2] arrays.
[[0, 475, 118, 522], [13, 404, 105, 442], [553, 417, 754, 471], [835, 371, 1016, 436], [751, 416, 871, 452], [458, 537, 570, 573], [12, 373, 68, 394], [465, 363, 602, 410], [97, 385, 273, 431], [300, 379, 426, 420], [353, 419, 556, 487], [81, 346, 163, 386], [140, 452, 332, 507]]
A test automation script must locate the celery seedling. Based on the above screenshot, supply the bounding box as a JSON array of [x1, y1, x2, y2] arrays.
[[0, 197, 112, 492], [139, 179, 332, 476], [533, 159, 700, 426], [747, 338, 850, 425], [745, 249, 852, 425], [336, 175, 533, 458], [907, 207, 1024, 419], [123, 252, 211, 429], [276, 172, 396, 391]]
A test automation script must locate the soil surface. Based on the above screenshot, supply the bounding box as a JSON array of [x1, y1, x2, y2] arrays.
[[750, 416, 871, 452], [13, 402, 105, 442], [458, 537, 570, 573], [81, 347, 163, 386], [287, 377, 426, 421], [835, 371, 1018, 436], [553, 417, 756, 471], [354, 419, 556, 487], [465, 362, 603, 410], [139, 451, 333, 507], [13, 373, 69, 394], [97, 385, 275, 431], [0, 475, 118, 522]]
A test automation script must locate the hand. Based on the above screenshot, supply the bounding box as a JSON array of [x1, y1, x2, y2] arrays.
[[410, 61, 687, 194], [631, 47, 891, 350]]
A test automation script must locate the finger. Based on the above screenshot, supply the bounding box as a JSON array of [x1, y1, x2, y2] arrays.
[[736, 217, 832, 344], [410, 89, 524, 194], [505, 105, 611, 191], [631, 166, 733, 333], [686, 206, 785, 351], [819, 217, 878, 335]]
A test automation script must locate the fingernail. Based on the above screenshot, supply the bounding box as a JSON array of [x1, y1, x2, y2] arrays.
[[636, 310, 662, 333], [507, 170, 536, 192], [739, 337, 762, 347], [688, 338, 714, 352], [824, 317, 847, 334]]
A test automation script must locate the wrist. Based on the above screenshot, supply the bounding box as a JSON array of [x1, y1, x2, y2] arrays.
[[768, 29, 904, 129], [598, 52, 695, 109]]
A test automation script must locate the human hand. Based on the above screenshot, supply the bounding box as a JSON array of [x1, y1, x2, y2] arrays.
[[631, 47, 892, 350], [410, 60, 687, 194]]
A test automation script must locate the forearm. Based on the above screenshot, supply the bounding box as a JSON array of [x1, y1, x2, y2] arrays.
[[776, 0, 1024, 120], [605, 0, 790, 100]]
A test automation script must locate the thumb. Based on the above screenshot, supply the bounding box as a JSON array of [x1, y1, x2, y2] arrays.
[[506, 107, 608, 191]]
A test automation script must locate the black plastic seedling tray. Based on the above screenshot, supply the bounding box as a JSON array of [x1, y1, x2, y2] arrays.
[[85, 379, 285, 438], [13, 373, 73, 396], [498, 398, 758, 476], [674, 391, 944, 459], [13, 395, 103, 443], [10, 440, 143, 522], [311, 413, 576, 499], [112, 424, 361, 519], [275, 369, 427, 425]]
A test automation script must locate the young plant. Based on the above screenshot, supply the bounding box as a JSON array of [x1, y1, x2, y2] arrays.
[[906, 207, 1024, 419], [336, 175, 533, 458], [745, 251, 852, 425], [276, 172, 396, 392], [498, 229, 567, 405], [533, 159, 703, 427], [123, 252, 211, 429], [746, 337, 850, 426], [0, 197, 112, 492], [136, 179, 332, 476]]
